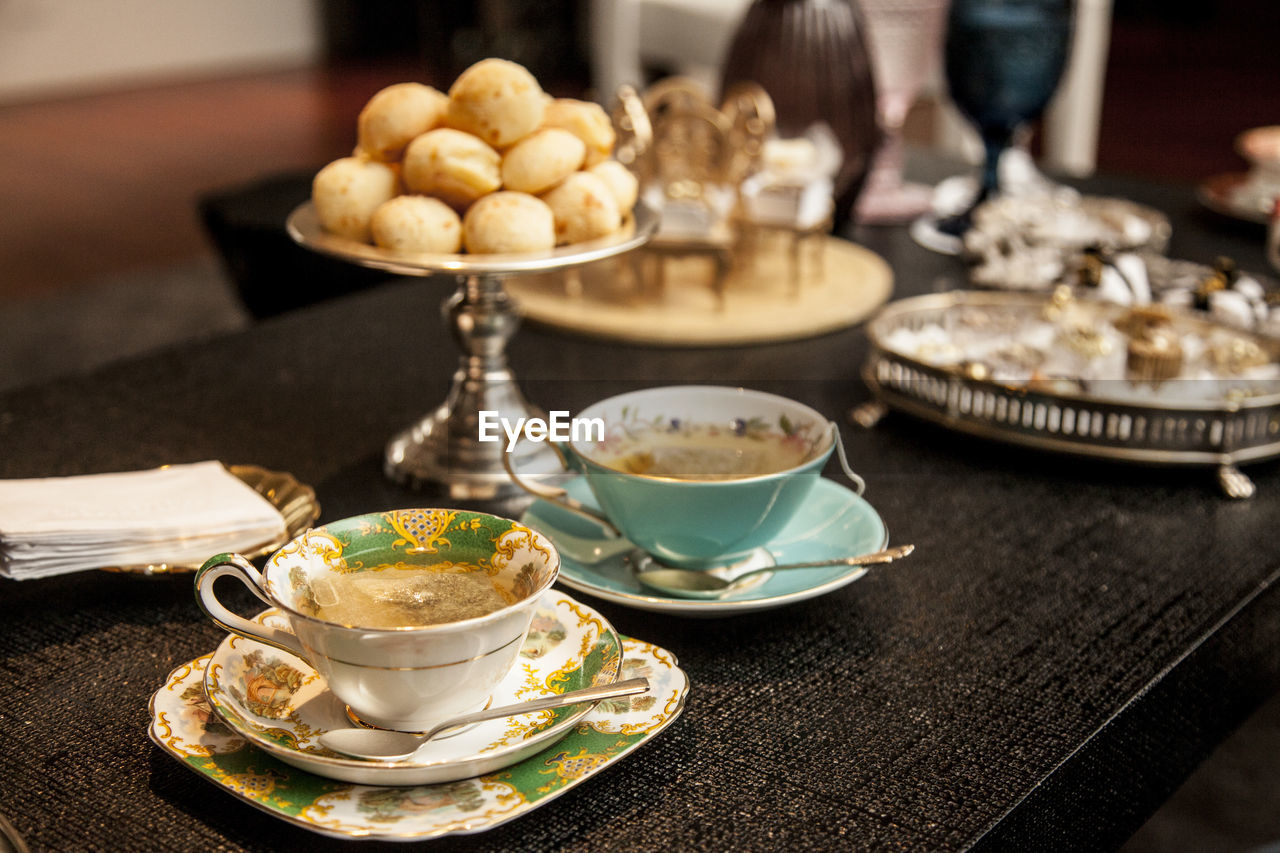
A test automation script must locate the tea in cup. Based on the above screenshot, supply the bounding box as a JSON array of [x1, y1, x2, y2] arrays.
[[507, 385, 863, 568], [196, 508, 559, 732]]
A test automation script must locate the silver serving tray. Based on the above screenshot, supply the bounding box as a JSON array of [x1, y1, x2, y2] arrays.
[[860, 291, 1280, 498]]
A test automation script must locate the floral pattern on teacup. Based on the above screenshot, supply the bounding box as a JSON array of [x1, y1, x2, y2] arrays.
[[389, 509, 466, 555], [494, 525, 557, 596], [598, 408, 825, 459], [231, 650, 306, 720]]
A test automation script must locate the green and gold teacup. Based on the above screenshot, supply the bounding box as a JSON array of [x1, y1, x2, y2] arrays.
[[508, 386, 864, 569], [196, 509, 559, 732]]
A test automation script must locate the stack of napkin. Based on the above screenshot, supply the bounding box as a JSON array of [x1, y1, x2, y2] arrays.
[[0, 461, 288, 580]]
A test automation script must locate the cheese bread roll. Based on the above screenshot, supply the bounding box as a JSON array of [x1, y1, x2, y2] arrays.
[[539, 172, 621, 245], [541, 98, 615, 159], [357, 83, 448, 162], [446, 58, 547, 148], [587, 160, 639, 213], [462, 192, 555, 253], [312, 156, 399, 242], [501, 128, 586, 194], [402, 128, 501, 210], [370, 195, 463, 253]]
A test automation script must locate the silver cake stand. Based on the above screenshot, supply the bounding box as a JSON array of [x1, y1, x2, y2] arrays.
[[287, 201, 658, 498]]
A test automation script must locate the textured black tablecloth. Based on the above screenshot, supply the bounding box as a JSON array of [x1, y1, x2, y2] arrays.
[[1, 168, 1278, 852]]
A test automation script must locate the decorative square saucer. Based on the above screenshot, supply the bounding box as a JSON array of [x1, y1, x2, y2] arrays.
[[149, 594, 688, 840]]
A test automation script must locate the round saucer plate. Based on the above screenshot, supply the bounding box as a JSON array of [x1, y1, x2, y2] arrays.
[[521, 477, 889, 617], [100, 464, 320, 576], [202, 590, 622, 786], [1197, 172, 1271, 225]]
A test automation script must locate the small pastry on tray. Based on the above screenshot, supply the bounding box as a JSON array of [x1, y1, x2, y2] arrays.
[[1113, 303, 1173, 339], [311, 157, 399, 242], [357, 82, 448, 162], [401, 128, 502, 211], [588, 160, 640, 212], [501, 128, 586, 194], [541, 98, 616, 165], [370, 195, 463, 254], [463, 192, 556, 254], [1126, 327, 1184, 385], [445, 58, 548, 148], [540, 172, 622, 245]]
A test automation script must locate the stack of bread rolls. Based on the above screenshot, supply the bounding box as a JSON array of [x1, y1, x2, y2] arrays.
[[311, 58, 639, 255]]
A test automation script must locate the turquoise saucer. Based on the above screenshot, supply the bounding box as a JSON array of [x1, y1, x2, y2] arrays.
[[520, 477, 889, 617]]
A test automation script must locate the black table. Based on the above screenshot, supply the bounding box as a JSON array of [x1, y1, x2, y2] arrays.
[[2, 168, 1278, 851]]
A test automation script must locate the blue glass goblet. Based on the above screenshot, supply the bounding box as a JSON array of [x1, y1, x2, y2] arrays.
[[936, 0, 1073, 236]]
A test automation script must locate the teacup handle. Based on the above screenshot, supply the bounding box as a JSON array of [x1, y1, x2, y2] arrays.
[[502, 441, 623, 537], [829, 422, 866, 495], [195, 553, 309, 658]]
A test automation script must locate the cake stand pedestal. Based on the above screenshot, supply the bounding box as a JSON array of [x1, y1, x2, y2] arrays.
[[287, 202, 657, 499]]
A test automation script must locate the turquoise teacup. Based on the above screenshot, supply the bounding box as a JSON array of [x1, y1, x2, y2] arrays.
[[507, 386, 863, 569]]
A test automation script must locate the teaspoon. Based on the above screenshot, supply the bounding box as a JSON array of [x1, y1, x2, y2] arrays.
[[539, 524, 638, 564], [319, 677, 650, 761], [633, 544, 915, 599]]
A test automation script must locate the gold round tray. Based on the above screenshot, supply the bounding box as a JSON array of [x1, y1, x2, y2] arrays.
[[505, 235, 893, 346], [100, 465, 320, 576]]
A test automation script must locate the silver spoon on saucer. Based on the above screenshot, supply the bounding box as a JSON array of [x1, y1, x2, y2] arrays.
[[319, 677, 650, 761], [633, 544, 915, 599], [539, 524, 638, 564]]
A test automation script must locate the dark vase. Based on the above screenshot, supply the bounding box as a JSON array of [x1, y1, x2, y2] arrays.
[[719, 0, 881, 229]]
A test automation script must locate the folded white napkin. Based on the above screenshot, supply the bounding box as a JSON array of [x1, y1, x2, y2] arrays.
[[0, 461, 288, 580]]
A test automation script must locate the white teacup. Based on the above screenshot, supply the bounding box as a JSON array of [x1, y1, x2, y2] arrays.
[[196, 508, 559, 732]]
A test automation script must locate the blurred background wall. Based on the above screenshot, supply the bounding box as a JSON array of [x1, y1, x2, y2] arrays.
[[0, 0, 322, 101], [0, 0, 1275, 385]]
